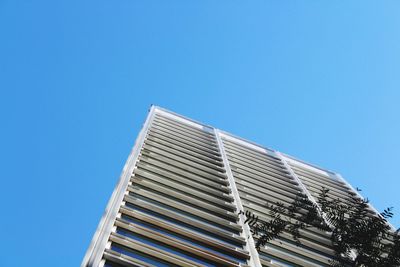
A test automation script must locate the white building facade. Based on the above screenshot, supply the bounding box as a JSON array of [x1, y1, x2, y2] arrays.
[[82, 106, 381, 267]]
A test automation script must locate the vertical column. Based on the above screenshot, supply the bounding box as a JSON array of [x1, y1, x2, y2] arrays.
[[214, 129, 262, 267], [82, 106, 156, 267], [276, 152, 332, 229]]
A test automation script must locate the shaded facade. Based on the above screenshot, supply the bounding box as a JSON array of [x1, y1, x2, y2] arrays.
[[82, 106, 383, 267]]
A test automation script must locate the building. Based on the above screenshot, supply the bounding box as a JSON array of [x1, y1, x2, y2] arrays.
[[82, 106, 387, 267]]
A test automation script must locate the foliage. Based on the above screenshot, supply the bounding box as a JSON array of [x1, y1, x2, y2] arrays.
[[239, 187, 400, 267]]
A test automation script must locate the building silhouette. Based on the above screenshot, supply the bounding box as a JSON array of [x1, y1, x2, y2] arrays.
[[82, 106, 385, 267]]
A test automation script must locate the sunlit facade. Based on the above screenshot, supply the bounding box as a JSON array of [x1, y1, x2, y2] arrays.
[[82, 106, 381, 267]]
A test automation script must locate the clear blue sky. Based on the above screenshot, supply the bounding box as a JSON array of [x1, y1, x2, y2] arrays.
[[1, 1, 399, 266]]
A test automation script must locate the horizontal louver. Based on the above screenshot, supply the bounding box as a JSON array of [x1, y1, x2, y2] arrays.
[[104, 113, 249, 267], [221, 139, 337, 267]]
